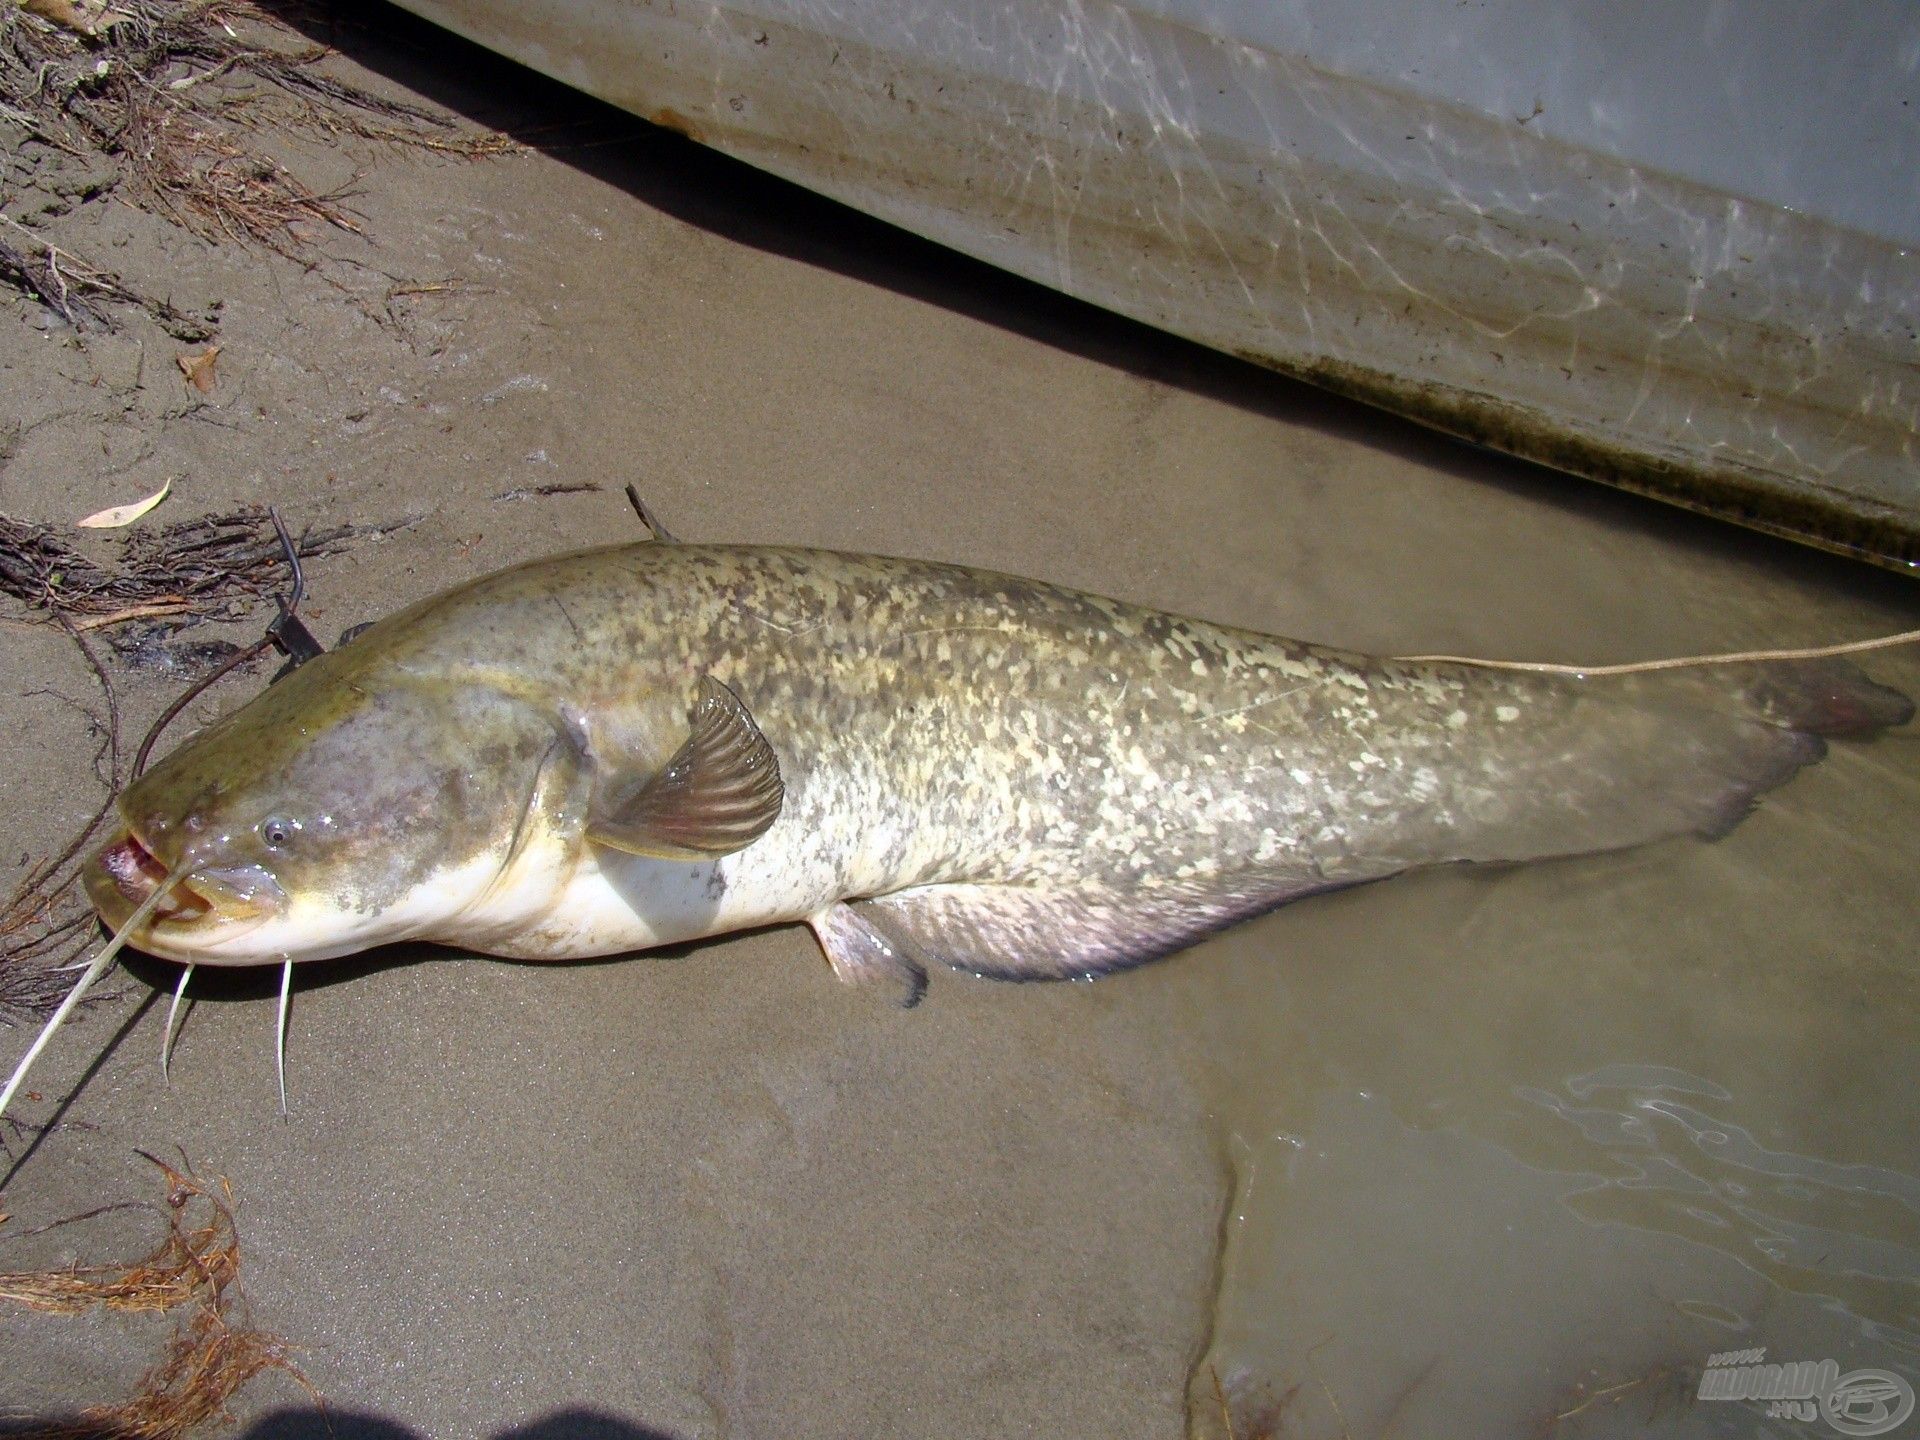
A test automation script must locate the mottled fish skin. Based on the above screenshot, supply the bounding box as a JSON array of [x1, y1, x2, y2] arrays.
[[83, 544, 1912, 984]]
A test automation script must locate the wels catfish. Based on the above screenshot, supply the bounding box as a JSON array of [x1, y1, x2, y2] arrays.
[[2, 543, 1911, 1116]]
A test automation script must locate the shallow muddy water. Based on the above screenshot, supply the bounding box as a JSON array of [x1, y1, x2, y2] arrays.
[[1172, 554, 1920, 1438], [0, 9, 1915, 1440]]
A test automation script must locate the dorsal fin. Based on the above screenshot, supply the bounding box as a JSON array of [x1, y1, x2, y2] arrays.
[[589, 677, 784, 860]]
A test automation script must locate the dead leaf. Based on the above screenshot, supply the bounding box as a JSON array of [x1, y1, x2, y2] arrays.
[[76, 478, 172, 529], [19, 0, 128, 35], [21, 0, 98, 35], [176, 345, 221, 393]]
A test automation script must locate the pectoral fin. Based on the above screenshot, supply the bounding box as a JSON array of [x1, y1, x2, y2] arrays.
[[588, 676, 785, 860]]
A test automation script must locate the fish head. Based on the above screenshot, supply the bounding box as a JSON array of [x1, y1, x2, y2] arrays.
[[84, 652, 589, 966]]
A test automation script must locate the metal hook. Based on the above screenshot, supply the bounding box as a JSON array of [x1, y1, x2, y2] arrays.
[[266, 505, 324, 668]]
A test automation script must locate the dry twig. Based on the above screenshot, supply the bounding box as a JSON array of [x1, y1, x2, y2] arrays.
[[1534, 1364, 1688, 1437], [0, 215, 212, 339], [0, 613, 123, 1024]]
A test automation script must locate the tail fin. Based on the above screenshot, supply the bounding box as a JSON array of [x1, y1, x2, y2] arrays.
[[1376, 656, 1912, 872], [1680, 658, 1911, 840], [1612, 658, 1909, 844], [1741, 657, 1915, 741]]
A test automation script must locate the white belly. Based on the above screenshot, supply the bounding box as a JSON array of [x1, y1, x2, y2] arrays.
[[437, 839, 843, 961]]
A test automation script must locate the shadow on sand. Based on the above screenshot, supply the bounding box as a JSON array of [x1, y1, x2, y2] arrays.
[[1, 1406, 686, 1439]]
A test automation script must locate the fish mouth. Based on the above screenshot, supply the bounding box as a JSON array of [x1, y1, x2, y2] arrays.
[[84, 825, 283, 947]]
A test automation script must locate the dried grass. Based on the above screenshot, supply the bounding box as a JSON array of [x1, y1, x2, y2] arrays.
[[0, 1153, 314, 1437], [0, 859, 104, 1021], [0, 1156, 239, 1314], [0, 504, 407, 625], [1, 0, 513, 328]]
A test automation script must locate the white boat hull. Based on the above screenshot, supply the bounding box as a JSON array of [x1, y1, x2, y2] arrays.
[[395, 0, 1920, 570]]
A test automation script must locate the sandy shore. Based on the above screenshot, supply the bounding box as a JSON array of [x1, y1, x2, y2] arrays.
[[3, 8, 1917, 1440]]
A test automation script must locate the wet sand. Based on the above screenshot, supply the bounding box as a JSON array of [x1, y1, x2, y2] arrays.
[[2, 9, 1917, 1439]]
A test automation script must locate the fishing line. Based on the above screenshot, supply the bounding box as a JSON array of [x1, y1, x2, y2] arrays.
[[132, 635, 273, 778], [1399, 626, 1920, 676], [132, 506, 311, 777], [0, 870, 188, 1127]]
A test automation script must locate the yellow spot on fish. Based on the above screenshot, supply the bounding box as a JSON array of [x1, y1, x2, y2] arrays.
[[1496, 705, 1520, 722]]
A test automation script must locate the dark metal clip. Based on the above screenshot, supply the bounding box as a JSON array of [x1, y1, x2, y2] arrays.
[[265, 506, 324, 667]]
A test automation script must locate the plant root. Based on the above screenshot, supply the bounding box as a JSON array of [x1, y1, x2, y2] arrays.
[[0, 1152, 315, 1437]]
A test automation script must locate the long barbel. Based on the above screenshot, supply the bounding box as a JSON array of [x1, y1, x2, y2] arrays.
[[0, 872, 188, 1126]]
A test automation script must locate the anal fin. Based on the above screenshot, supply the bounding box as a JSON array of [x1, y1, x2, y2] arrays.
[[848, 868, 1351, 984]]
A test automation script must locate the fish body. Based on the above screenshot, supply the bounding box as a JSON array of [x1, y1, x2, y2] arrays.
[[81, 543, 1912, 996]]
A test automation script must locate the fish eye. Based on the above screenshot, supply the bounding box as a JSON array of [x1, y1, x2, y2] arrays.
[[260, 816, 296, 849]]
